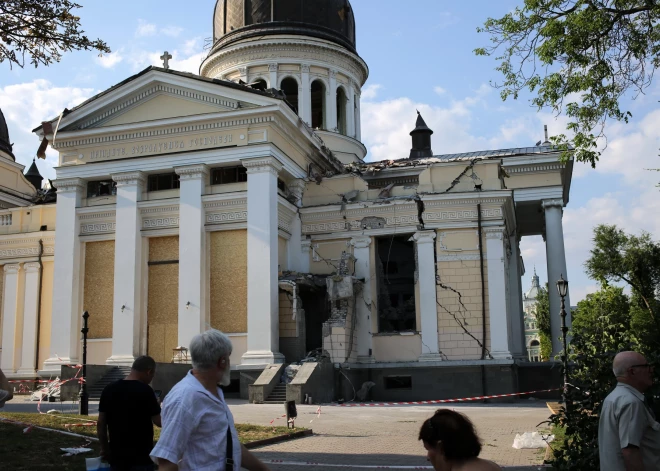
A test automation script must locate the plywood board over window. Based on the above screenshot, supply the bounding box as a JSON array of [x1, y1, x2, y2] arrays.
[[210, 230, 247, 333], [147, 236, 179, 364], [83, 241, 115, 339]]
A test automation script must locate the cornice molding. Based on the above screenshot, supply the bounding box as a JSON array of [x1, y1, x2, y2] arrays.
[[54, 178, 86, 193], [542, 198, 565, 209], [351, 236, 372, 249], [4, 264, 20, 273], [242, 157, 283, 175], [413, 231, 436, 245], [112, 171, 146, 187], [24, 262, 41, 272], [175, 164, 209, 180]]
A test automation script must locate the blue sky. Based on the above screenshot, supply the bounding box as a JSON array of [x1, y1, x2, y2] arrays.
[[1, 0, 659, 304]]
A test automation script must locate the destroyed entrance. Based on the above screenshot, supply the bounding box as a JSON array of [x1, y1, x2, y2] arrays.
[[376, 236, 416, 332]]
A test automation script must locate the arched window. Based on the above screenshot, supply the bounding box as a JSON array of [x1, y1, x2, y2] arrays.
[[311, 80, 326, 129], [530, 340, 540, 347], [280, 77, 299, 114], [251, 79, 268, 91], [336, 87, 347, 134]]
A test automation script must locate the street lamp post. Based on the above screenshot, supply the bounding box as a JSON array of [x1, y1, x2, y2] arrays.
[[556, 275, 569, 404], [79, 311, 89, 415]]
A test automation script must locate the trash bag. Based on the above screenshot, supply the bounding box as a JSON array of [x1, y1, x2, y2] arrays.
[[85, 457, 111, 470], [511, 431, 554, 449]]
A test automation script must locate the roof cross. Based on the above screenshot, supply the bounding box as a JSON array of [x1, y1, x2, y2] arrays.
[[160, 51, 172, 70]]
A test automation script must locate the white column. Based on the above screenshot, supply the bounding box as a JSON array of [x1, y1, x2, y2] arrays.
[[413, 231, 441, 360], [356, 92, 362, 141], [351, 236, 374, 362], [516, 238, 527, 358], [175, 165, 208, 349], [486, 227, 512, 359], [17, 262, 41, 375], [507, 235, 525, 359], [238, 66, 248, 83], [543, 199, 571, 357], [347, 81, 356, 138], [44, 178, 85, 372], [241, 157, 285, 365], [1, 264, 22, 373], [269, 63, 278, 90], [300, 240, 311, 273], [300, 64, 312, 125], [108, 172, 145, 365], [327, 69, 338, 132]]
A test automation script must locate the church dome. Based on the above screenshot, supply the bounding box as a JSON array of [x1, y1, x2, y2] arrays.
[[0, 108, 15, 161], [212, 0, 356, 54]]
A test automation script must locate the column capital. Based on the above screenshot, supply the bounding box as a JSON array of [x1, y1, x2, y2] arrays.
[[24, 262, 41, 273], [175, 164, 209, 181], [542, 199, 565, 210], [301, 64, 310, 73], [4, 263, 20, 274], [242, 157, 283, 176], [412, 231, 436, 245], [484, 227, 506, 240], [351, 236, 372, 249], [301, 240, 312, 253], [112, 171, 146, 187], [329, 69, 338, 79], [238, 66, 247, 76], [268, 63, 278, 72], [53, 178, 85, 194]]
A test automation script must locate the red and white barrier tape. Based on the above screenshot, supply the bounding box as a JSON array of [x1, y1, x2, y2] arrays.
[[336, 388, 560, 407], [264, 460, 431, 469]]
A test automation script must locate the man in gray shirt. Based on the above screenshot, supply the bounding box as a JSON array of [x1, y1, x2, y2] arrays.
[[599, 351, 660, 470]]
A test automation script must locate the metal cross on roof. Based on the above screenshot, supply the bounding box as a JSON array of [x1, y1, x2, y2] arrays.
[[160, 51, 172, 70]]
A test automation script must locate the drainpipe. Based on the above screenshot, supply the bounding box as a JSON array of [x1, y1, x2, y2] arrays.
[[477, 205, 487, 398], [34, 239, 44, 373]]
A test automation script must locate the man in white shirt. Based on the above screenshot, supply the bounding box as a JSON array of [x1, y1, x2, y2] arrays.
[[150, 329, 271, 471], [599, 351, 660, 471]]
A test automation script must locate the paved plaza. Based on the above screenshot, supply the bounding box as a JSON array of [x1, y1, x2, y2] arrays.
[[229, 400, 552, 470]]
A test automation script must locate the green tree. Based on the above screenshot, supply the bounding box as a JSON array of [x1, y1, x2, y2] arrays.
[[534, 284, 553, 361], [475, 1, 660, 168], [549, 285, 635, 470], [585, 224, 660, 350], [0, 0, 109, 68]]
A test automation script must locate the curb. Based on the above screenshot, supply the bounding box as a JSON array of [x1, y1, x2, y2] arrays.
[[245, 429, 313, 449]]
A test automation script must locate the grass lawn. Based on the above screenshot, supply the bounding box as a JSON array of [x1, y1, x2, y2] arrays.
[[0, 412, 304, 469]]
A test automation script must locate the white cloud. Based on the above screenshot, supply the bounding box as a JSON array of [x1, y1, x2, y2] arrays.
[[434, 86, 446, 96], [0, 80, 96, 180], [95, 51, 123, 69], [125, 38, 206, 73], [162, 26, 184, 38], [361, 84, 382, 101], [136, 20, 157, 37]]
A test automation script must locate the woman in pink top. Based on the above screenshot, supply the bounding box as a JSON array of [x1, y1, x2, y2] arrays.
[[419, 409, 501, 471]]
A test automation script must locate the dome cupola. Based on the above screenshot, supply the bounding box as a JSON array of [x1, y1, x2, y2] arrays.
[[212, 0, 356, 54]]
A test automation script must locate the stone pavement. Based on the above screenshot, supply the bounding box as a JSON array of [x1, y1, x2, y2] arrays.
[[228, 400, 552, 470]]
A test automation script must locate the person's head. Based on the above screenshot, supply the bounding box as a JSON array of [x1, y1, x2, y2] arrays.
[[131, 356, 157, 384], [190, 329, 233, 386], [419, 409, 482, 470], [613, 351, 654, 392]]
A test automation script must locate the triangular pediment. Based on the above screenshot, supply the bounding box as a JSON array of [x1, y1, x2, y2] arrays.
[[54, 68, 278, 132]]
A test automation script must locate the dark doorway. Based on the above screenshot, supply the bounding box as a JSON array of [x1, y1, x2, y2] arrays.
[[375, 235, 416, 332], [280, 77, 299, 114], [300, 287, 329, 353], [311, 80, 326, 129]]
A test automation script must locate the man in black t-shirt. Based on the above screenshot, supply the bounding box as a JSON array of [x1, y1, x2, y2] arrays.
[[98, 356, 161, 471]]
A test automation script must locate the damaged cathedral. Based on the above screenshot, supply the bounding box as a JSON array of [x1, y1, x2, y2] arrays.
[[0, 0, 571, 401]]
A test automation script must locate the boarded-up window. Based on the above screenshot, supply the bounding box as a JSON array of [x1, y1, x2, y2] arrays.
[[83, 241, 115, 339], [210, 230, 247, 333]]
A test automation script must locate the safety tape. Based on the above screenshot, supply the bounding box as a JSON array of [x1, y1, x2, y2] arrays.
[[336, 388, 561, 407], [264, 460, 432, 469]]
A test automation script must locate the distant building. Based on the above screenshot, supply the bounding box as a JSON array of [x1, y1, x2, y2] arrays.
[[523, 269, 542, 361]]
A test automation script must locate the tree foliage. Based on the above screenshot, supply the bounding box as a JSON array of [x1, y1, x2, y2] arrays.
[[0, 0, 109, 68], [547, 225, 660, 469], [534, 284, 553, 361], [475, 1, 660, 168]]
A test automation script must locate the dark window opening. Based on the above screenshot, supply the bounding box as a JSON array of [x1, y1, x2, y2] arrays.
[[530, 340, 540, 347], [87, 180, 117, 198], [384, 376, 412, 390], [281, 77, 299, 114], [277, 179, 288, 193], [147, 173, 180, 192], [251, 79, 268, 91], [376, 235, 416, 333], [336, 87, 347, 135], [311, 80, 326, 129], [211, 166, 248, 185]]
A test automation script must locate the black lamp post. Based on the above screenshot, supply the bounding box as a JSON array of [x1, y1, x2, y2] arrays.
[[556, 275, 569, 403], [79, 311, 89, 415]]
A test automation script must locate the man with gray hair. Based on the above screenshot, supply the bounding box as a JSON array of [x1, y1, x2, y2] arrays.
[[150, 329, 271, 471], [599, 351, 660, 470]]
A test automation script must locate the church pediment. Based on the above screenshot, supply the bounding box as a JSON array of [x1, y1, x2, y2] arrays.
[[50, 68, 278, 133]]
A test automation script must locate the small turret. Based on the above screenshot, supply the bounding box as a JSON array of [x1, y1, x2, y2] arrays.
[[409, 111, 433, 159], [25, 158, 43, 190]]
